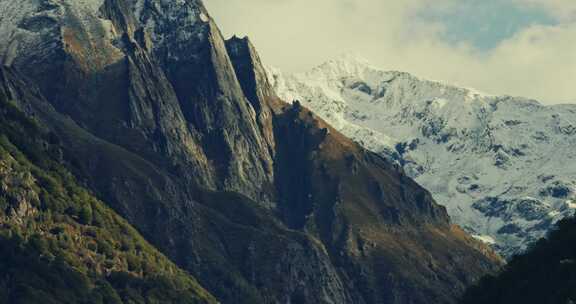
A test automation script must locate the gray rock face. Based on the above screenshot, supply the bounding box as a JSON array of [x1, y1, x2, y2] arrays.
[[0, 1, 502, 304], [0, 0, 275, 205], [225, 36, 278, 156]]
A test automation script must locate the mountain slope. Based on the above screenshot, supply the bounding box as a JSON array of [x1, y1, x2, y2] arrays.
[[0, 69, 216, 304], [0, 1, 501, 303], [1, 61, 350, 304], [268, 55, 576, 257], [271, 102, 501, 303]]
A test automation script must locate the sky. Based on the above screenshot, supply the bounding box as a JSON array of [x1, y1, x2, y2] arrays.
[[205, 0, 576, 104]]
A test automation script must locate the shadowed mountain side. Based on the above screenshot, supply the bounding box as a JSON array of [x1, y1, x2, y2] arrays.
[[0, 67, 216, 304]]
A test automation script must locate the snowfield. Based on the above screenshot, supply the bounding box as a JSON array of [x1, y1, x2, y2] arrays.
[[268, 55, 576, 257]]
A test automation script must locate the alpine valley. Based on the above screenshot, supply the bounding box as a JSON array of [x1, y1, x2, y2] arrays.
[[268, 56, 576, 257], [0, 0, 506, 304]]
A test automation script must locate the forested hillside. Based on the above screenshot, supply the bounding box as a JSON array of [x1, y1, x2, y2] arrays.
[[462, 215, 576, 304], [0, 97, 215, 304]]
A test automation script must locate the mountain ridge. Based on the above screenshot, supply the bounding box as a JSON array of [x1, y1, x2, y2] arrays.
[[268, 55, 576, 256]]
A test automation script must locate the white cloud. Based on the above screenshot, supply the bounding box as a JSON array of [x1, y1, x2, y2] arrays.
[[205, 0, 576, 103], [515, 0, 576, 21]]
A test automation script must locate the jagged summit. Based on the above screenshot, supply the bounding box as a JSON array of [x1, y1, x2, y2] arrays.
[[269, 56, 576, 257]]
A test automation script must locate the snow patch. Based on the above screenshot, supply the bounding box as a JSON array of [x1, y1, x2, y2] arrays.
[[473, 235, 496, 245]]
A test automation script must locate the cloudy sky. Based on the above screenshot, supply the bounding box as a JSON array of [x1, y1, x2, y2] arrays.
[[205, 0, 576, 104]]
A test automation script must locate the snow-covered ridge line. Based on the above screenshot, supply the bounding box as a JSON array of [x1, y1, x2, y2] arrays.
[[268, 56, 576, 257]]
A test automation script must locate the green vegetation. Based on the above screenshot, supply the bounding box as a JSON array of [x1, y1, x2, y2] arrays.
[[0, 233, 211, 304], [0, 98, 216, 303], [461, 216, 576, 304]]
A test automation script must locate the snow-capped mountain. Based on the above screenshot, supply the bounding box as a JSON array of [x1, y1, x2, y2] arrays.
[[268, 55, 576, 257]]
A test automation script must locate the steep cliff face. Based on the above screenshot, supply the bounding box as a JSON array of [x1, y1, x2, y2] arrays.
[[0, 0, 275, 205], [0, 1, 501, 304], [225, 36, 278, 155]]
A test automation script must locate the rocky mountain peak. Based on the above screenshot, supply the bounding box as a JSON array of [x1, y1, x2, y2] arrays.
[[0, 0, 277, 206]]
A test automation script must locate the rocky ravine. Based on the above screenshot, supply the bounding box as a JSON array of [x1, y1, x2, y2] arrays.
[[0, 1, 501, 303], [268, 55, 576, 257]]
